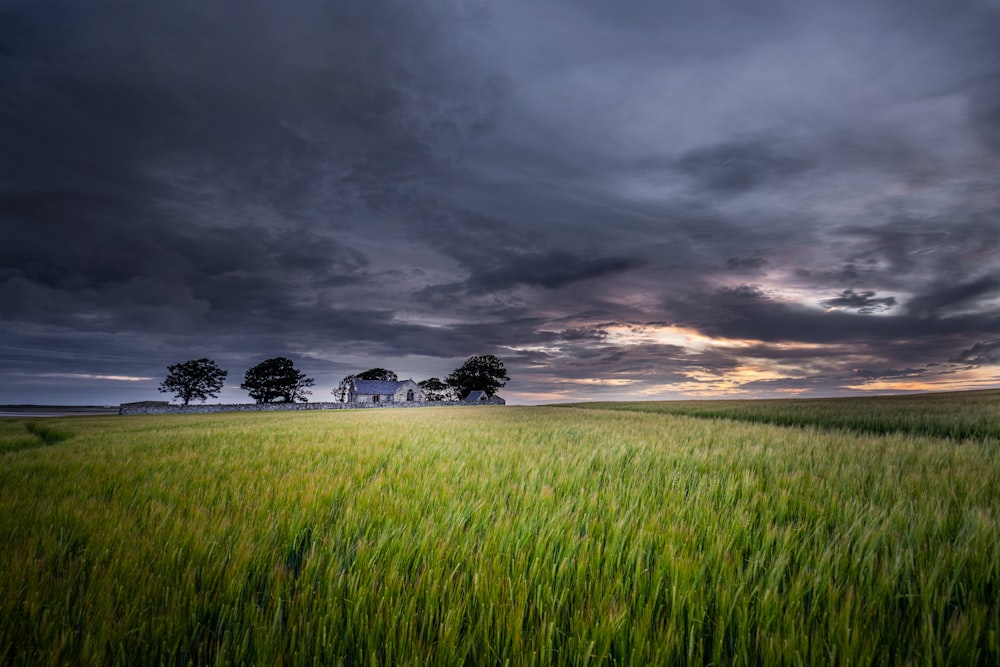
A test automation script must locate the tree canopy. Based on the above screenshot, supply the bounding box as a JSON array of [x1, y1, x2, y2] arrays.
[[356, 368, 398, 382], [158, 358, 227, 405], [241, 357, 314, 403], [446, 355, 509, 399], [418, 377, 456, 402]]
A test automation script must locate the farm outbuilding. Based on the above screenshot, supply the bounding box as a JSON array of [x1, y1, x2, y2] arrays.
[[463, 390, 505, 405]]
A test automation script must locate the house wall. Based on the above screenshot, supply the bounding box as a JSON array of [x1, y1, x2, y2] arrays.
[[352, 393, 393, 404], [392, 380, 426, 403]]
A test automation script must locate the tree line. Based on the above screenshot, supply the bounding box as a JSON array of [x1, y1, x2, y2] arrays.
[[158, 355, 509, 406]]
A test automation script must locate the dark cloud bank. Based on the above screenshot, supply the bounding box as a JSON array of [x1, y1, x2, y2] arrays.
[[1, 0, 999, 404]]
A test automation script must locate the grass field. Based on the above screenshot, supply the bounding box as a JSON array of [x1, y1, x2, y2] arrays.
[[1, 396, 998, 665], [555, 388, 1000, 441]]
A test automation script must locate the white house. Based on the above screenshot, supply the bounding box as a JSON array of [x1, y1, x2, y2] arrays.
[[347, 378, 426, 404]]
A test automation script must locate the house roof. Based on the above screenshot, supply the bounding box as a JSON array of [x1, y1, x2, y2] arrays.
[[351, 379, 404, 395], [466, 390, 487, 401]]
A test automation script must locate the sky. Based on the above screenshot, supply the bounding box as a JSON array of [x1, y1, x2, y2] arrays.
[[1, 0, 999, 406]]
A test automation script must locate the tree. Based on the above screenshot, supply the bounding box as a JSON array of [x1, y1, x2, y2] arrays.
[[356, 368, 397, 382], [333, 376, 353, 402], [241, 357, 315, 403], [418, 377, 456, 402], [333, 368, 398, 402], [446, 354, 509, 399], [158, 358, 227, 406]]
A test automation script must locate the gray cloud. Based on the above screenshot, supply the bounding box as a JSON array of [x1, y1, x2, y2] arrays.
[[822, 290, 897, 314], [953, 340, 1000, 366], [677, 140, 813, 194], [463, 251, 643, 293], [969, 73, 1000, 154], [724, 257, 769, 272], [851, 367, 927, 381], [905, 275, 1000, 318]]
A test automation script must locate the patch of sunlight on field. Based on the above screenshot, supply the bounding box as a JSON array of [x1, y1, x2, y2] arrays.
[[0, 405, 998, 665]]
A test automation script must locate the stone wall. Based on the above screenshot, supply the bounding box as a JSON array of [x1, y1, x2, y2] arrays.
[[119, 396, 505, 416]]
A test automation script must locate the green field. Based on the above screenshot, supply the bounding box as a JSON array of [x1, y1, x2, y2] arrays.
[[555, 389, 1000, 441], [1, 397, 998, 665]]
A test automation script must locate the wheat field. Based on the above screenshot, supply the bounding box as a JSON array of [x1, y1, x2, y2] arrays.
[[1, 399, 998, 665]]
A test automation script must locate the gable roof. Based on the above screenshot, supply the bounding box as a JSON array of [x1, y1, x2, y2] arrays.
[[351, 379, 404, 395], [466, 390, 487, 401]]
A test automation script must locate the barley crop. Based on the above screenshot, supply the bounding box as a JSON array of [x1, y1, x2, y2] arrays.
[[559, 389, 1000, 440], [0, 404, 997, 665]]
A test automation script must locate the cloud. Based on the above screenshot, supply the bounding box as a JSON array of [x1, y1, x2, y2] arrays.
[[464, 251, 643, 293], [850, 367, 927, 381], [724, 257, 769, 272], [904, 275, 1000, 318], [968, 73, 1000, 154], [39, 373, 155, 382], [953, 340, 1000, 366], [0, 0, 507, 221], [822, 290, 897, 314], [676, 140, 813, 194]]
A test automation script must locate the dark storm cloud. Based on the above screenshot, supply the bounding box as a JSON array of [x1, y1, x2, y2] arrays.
[[953, 340, 1000, 366], [788, 216, 1000, 303], [461, 251, 642, 293], [724, 257, 769, 272], [686, 289, 1000, 347], [0, 0, 503, 219], [905, 275, 1000, 318], [822, 290, 897, 314], [677, 140, 813, 195], [0, 1, 504, 358], [969, 73, 1000, 153], [2, 0, 999, 403]]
